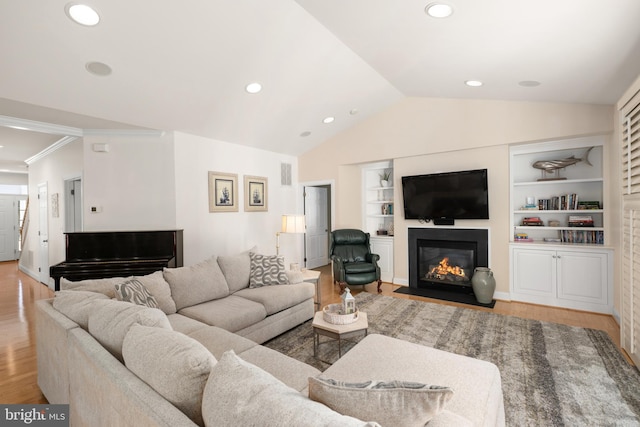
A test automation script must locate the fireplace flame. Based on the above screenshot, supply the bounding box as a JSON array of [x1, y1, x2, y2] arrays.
[[429, 257, 467, 279]]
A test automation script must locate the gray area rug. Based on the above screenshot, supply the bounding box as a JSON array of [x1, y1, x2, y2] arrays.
[[264, 293, 640, 426]]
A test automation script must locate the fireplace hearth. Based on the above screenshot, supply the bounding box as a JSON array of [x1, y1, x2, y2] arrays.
[[394, 227, 495, 308]]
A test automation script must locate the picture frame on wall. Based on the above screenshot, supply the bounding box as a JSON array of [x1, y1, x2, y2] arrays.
[[244, 175, 268, 212], [209, 171, 238, 212]]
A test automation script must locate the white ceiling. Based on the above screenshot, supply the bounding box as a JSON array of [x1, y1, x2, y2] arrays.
[[1, 0, 639, 174]]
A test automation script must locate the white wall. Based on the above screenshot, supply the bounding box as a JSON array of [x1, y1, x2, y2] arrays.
[[173, 132, 302, 266], [82, 133, 177, 231]]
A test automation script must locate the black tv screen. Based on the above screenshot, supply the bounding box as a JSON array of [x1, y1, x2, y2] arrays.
[[402, 169, 489, 220]]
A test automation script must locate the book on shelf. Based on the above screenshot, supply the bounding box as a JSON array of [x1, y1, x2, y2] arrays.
[[536, 193, 580, 210], [568, 215, 594, 227], [577, 201, 601, 210], [514, 233, 533, 242], [521, 216, 544, 226]]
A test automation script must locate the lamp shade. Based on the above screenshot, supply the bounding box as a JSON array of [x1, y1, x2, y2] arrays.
[[281, 215, 306, 233]]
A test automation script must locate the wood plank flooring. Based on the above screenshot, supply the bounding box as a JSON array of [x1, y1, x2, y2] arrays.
[[0, 261, 628, 404]]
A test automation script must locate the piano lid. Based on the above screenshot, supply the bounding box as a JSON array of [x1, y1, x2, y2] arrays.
[[64, 230, 183, 262]]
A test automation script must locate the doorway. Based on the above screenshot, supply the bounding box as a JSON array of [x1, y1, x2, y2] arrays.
[[303, 184, 332, 269], [0, 195, 17, 261], [64, 177, 82, 232]]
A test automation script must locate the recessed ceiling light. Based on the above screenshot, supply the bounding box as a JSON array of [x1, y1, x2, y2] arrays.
[[65, 3, 100, 26], [519, 80, 541, 87], [349, 108, 359, 116], [300, 131, 311, 137], [425, 3, 453, 18], [85, 61, 112, 76], [245, 82, 262, 94], [323, 117, 335, 124], [465, 80, 483, 87]]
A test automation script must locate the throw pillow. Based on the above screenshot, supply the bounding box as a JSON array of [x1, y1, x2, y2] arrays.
[[249, 252, 288, 288], [201, 351, 380, 427], [163, 256, 230, 311], [87, 299, 172, 361], [308, 377, 453, 427], [132, 270, 177, 314], [52, 290, 109, 329], [217, 246, 257, 293], [114, 278, 159, 308], [123, 324, 216, 426]]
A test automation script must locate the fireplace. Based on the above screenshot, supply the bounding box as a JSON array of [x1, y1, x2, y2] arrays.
[[408, 228, 489, 294]]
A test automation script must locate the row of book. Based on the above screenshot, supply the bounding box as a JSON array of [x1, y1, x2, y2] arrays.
[[560, 230, 604, 244], [525, 197, 601, 211], [568, 215, 594, 227]]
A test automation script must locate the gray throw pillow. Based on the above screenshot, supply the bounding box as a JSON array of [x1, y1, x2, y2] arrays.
[[114, 278, 159, 308], [123, 324, 216, 426], [88, 299, 172, 361], [308, 377, 453, 427], [249, 252, 288, 288], [53, 290, 109, 329], [132, 270, 177, 314]]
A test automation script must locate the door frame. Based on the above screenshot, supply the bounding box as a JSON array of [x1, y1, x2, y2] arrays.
[[299, 179, 335, 266]]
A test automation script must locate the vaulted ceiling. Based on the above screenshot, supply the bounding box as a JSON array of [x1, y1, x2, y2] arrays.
[[1, 0, 639, 173]]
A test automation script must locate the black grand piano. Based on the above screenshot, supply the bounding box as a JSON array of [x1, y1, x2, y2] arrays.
[[50, 230, 183, 291]]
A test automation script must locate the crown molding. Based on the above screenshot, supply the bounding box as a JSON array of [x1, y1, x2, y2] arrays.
[[0, 115, 83, 136], [25, 136, 79, 165]]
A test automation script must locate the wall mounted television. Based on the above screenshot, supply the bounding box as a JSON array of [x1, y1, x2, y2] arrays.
[[401, 168, 489, 221]]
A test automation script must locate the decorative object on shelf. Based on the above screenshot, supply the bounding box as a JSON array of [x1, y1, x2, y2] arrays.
[[275, 214, 306, 255], [548, 220, 560, 227], [387, 223, 394, 236], [208, 171, 239, 212], [341, 287, 356, 314], [533, 146, 593, 181], [244, 175, 268, 212], [471, 267, 495, 304], [323, 303, 359, 325], [379, 169, 391, 187], [381, 204, 388, 215]]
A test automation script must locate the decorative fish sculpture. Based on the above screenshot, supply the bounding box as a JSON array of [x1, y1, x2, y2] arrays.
[[532, 147, 593, 174]]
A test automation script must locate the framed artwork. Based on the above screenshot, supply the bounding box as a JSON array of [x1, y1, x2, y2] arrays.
[[244, 175, 268, 212], [209, 171, 238, 212]]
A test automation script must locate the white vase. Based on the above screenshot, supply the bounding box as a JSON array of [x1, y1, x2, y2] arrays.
[[380, 180, 389, 188]]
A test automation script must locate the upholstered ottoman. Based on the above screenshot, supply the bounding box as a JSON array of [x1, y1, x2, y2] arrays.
[[320, 334, 505, 426]]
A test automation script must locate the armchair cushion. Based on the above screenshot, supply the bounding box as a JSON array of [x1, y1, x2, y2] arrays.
[[344, 262, 377, 274]]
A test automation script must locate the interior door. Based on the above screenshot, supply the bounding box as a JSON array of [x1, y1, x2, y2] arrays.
[[65, 178, 82, 232], [0, 196, 16, 261], [38, 183, 50, 286], [304, 186, 329, 269]]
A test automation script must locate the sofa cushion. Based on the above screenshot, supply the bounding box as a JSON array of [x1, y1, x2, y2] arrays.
[[178, 295, 266, 333], [114, 278, 159, 308], [217, 246, 256, 293], [52, 290, 109, 329], [60, 276, 127, 298], [201, 351, 379, 427], [308, 377, 453, 427], [188, 326, 258, 359], [163, 256, 229, 311], [129, 270, 177, 314], [249, 252, 288, 287], [234, 282, 314, 315], [88, 299, 172, 360], [123, 324, 216, 427], [167, 313, 209, 335]]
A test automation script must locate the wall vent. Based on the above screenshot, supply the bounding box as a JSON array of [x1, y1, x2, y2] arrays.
[[281, 163, 292, 186]]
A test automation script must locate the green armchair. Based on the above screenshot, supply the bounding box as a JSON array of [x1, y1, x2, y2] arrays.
[[329, 229, 382, 293]]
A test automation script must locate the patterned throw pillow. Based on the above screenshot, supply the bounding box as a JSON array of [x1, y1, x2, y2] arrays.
[[308, 377, 453, 427], [249, 252, 289, 288], [114, 279, 159, 308]]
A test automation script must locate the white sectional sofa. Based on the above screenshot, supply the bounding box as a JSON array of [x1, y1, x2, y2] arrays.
[[36, 248, 505, 426]]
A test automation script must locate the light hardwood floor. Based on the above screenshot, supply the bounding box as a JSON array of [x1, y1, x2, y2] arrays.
[[0, 260, 628, 404]]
